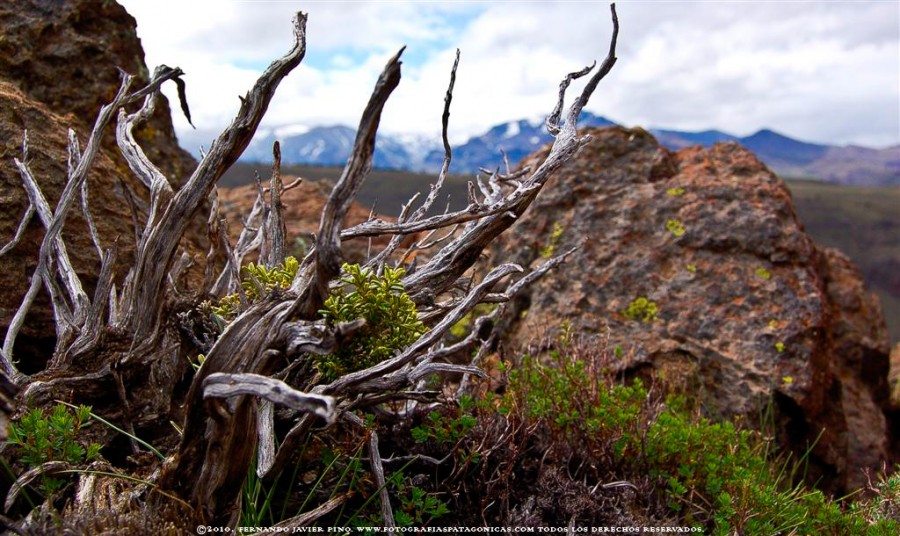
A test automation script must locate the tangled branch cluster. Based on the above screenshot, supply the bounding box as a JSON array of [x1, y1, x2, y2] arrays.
[[0, 4, 620, 529]]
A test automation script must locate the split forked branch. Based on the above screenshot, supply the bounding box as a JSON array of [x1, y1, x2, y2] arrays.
[[2, 3, 620, 529]]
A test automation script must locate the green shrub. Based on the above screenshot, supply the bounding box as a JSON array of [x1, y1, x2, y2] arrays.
[[856, 468, 900, 525], [7, 403, 102, 494], [389, 471, 450, 527], [411, 396, 478, 447], [317, 263, 427, 381], [212, 256, 300, 322], [494, 353, 899, 533]]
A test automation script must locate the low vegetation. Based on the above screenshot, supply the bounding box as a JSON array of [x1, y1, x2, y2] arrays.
[[4, 260, 898, 530], [165, 335, 898, 530], [317, 263, 427, 380], [6, 404, 101, 495]]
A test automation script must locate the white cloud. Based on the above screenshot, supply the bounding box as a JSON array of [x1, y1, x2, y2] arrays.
[[120, 0, 900, 149]]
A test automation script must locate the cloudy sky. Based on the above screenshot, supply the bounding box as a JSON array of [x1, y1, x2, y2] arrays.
[[119, 0, 900, 150]]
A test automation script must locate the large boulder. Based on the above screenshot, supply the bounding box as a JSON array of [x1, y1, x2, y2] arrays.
[[493, 126, 895, 493], [0, 0, 201, 371], [0, 0, 195, 184]]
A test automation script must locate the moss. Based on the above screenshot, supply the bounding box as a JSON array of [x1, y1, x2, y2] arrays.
[[623, 296, 659, 323], [539, 221, 565, 258]]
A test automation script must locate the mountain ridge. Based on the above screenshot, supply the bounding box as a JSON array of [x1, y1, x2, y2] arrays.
[[188, 113, 899, 185]]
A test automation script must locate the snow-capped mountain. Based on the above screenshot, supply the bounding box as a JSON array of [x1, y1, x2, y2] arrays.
[[227, 116, 899, 185], [241, 124, 418, 170], [419, 112, 617, 173]]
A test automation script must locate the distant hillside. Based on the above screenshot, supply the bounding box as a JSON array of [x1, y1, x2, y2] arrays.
[[785, 179, 900, 341], [219, 162, 472, 217], [651, 128, 898, 186], [649, 129, 737, 149]]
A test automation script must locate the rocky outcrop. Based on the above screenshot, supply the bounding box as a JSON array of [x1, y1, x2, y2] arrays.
[[890, 343, 900, 408], [493, 126, 895, 492], [0, 0, 195, 184], [0, 0, 200, 371]]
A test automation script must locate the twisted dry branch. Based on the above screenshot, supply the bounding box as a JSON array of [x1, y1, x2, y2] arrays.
[[1, 3, 620, 528]]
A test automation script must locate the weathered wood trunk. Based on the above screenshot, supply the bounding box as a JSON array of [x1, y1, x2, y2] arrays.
[[1, 6, 619, 529]]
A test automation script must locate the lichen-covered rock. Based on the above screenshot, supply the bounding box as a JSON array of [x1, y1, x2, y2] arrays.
[[493, 126, 895, 492], [0, 0, 195, 184]]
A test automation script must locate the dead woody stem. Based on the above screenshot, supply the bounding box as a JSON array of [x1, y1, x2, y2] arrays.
[[1, 4, 619, 529]]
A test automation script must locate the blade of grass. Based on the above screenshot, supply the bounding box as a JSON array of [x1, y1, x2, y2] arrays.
[[58, 400, 164, 460]]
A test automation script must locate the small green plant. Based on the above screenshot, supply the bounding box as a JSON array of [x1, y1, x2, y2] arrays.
[[666, 218, 686, 237], [240, 451, 288, 528], [858, 467, 900, 524], [318, 263, 427, 381], [539, 221, 565, 258], [667, 187, 686, 197], [211, 256, 300, 322], [755, 267, 772, 280], [686, 263, 698, 273], [411, 401, 477, 447], [7, 403, 102, 494], [775, 341, 786, 353], [622, 296, 659, 323], [390, 471, 450, 526]]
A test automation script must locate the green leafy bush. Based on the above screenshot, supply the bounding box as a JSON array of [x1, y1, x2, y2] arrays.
[[212, 256, 300, 322], [317, 263, 427, 381], [7, 403, 102, 494], [389, 471, 450, 527]]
